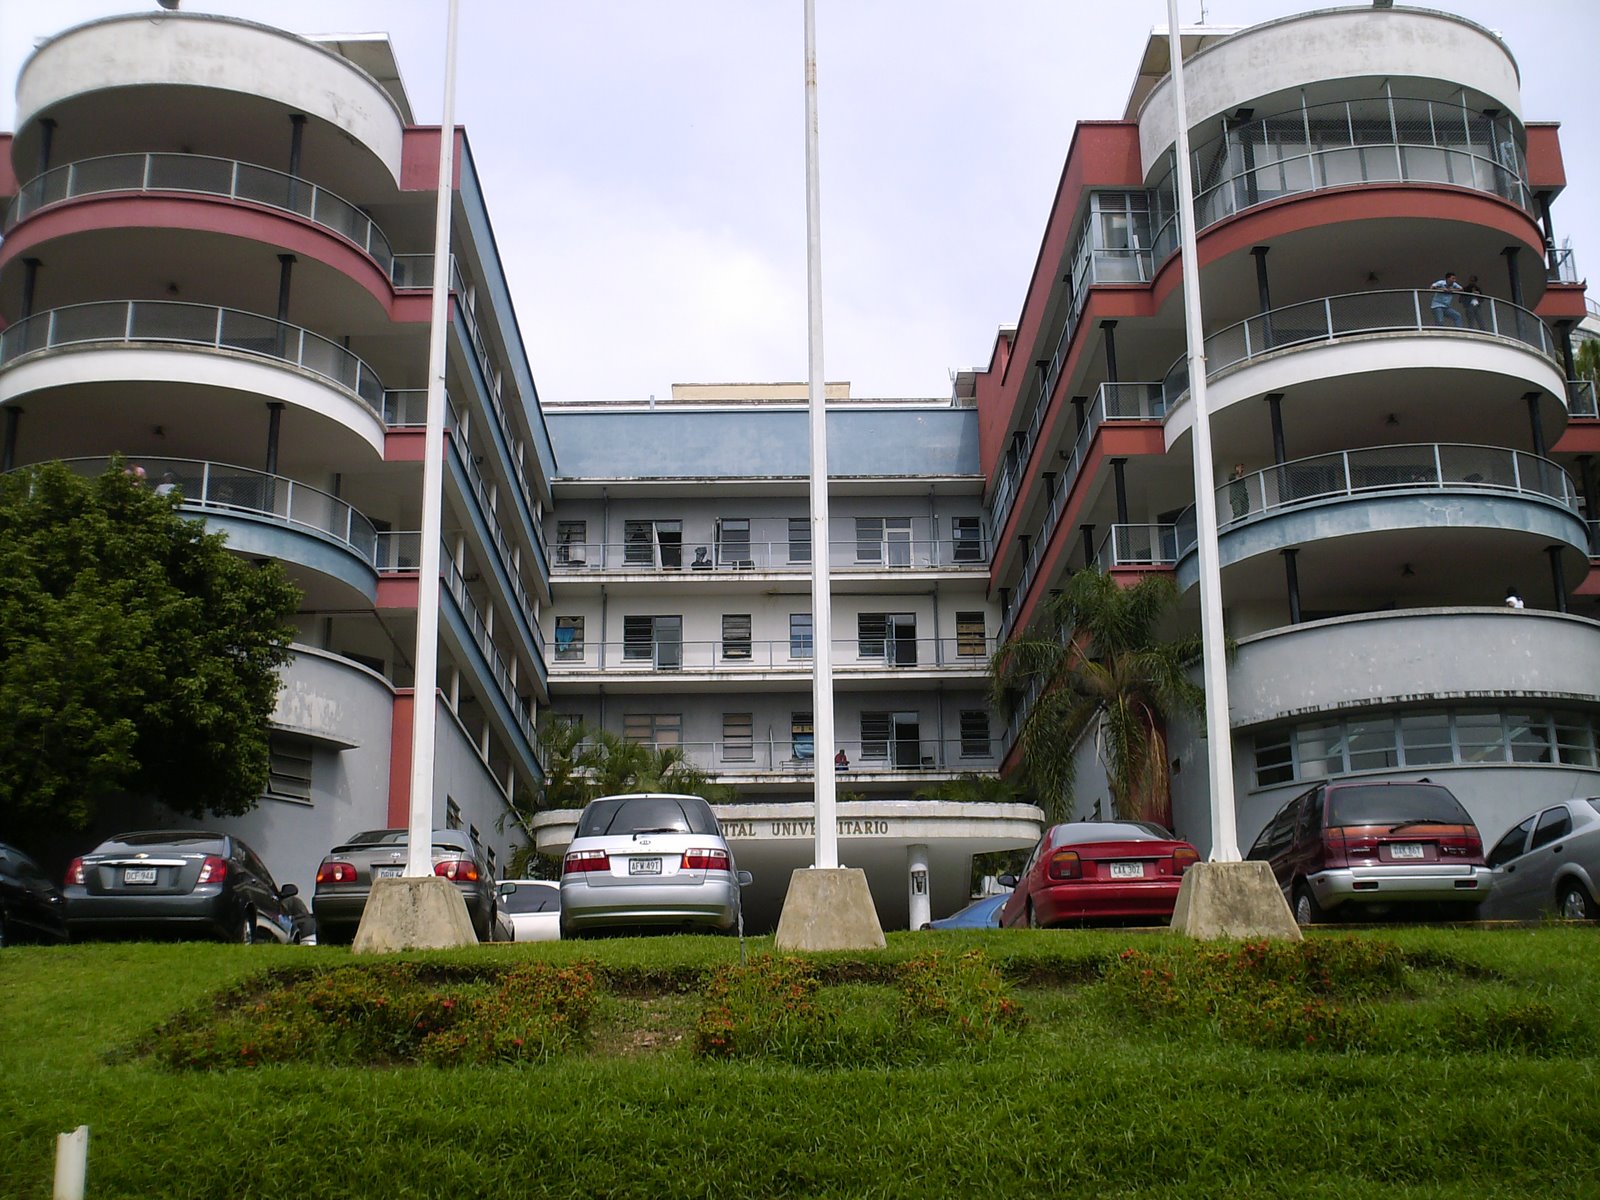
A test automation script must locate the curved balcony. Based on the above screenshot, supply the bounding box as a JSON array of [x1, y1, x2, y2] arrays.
[[1169, 445, 1585, 596], [550, 535, 989, 575], [0, 302, 386, 417], [5, 154, 400, 281], [1147, 97, 1530, 260], [549, 636, 995, 677], [1162, 290, 1560, 408]]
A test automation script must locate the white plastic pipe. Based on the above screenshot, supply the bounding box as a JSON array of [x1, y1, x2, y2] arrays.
[[53, 1125, 88, 1200]]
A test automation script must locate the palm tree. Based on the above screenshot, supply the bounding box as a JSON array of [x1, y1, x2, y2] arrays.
[[990, 568, 1204, 827]]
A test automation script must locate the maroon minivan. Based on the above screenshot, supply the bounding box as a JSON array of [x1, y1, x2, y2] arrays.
[[1246, 780, 1493, 924]]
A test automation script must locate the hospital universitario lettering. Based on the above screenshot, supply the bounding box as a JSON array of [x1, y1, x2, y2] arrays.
[[719, 819, 892, 839]]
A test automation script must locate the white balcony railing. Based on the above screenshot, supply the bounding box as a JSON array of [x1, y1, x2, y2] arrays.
[[569, 737, 1001, 776], [549, 635, 996, 673], [549, 536, 988, 574]]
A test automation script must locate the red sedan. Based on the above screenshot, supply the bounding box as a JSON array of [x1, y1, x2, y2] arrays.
[[999, 821, 1199, 928]]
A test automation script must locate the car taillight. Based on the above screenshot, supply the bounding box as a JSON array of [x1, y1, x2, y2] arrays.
[[1172, 847, 1199, 875], [316, 861, 358, 884], [1047, 850, 1081, 880], [1440, 832, 1482, 859], [564, 849, 610, 874], [196, 856, 228, 884], [65, 858, 84, 886], [682, 848, 730, 871], [434, 859, 480, 882]]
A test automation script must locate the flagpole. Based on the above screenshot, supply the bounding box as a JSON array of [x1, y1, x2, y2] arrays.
[[803, 0, 839, 870], [406, 0, 460, 877], [1166, 0, 1240, 861]]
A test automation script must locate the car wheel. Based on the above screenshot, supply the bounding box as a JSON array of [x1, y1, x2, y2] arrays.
[[234, 909, 256, 944], [0, 909, 9, 948], [1558, 881, 1596, 921], [1292, 884, 1323, 927], [1026, 901, 1042, 930]]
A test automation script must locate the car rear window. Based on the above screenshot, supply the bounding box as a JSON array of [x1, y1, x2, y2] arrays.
[[1327, 785, 1471, 827], [1055, 822, 1166, 843], [577, 796, 719, 838], [343, 829, 408, 846], [502, 884, 560, 914], [99, 832, 225, 853]]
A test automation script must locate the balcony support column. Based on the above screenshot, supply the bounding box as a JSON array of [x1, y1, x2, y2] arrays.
[[265, 402, 284, 475], [276, 254, 296, 325], [287, 114, 307, 211], [1267, 393, 1287, 464], [1556, 320, 1578, 385], [1524, 391, 1547, 459], [1251, 246, 1272, 313], [1503, 246, 1524, 308], [2, 407, 20, 472], [1080, 524, 1095, 568], [1101, 321, 1119, 384], [36, 118, 55, 176], [1072, 396, 1087, 435], [1282, 548, 1302, 625], [1537, 192, 1557, 273], [1578, 455, 1599, 554], [20, 259, 40, 320], [1547, 545, 1569, 614], [1112, 458, 1129, 525]]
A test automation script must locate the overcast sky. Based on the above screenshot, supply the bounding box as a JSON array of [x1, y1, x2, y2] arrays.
[[2, 1, 1596, 404]]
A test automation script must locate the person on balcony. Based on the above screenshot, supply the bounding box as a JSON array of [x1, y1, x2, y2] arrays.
[[1462, 275, 1486, 329], [1228, 463, 1249, 519], [1431, 272, 1464, 327], [835, 749, 850, 771]]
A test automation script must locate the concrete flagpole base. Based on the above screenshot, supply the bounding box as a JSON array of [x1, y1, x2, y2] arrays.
[[773, 867, 886, 951], [352, 876, 479, 954], [1169, 860, 1303, 941]]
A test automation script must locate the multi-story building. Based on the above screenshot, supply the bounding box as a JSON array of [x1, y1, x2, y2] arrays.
[[533, 384, 1041, 929], [0, 12, 554, 895], [971, 6, 1598, 855]]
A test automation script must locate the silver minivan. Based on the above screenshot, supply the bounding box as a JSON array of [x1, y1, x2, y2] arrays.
[[559, 793, 751, 937]]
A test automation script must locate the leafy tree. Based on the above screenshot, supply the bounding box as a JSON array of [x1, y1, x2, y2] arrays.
[[1577, 337, 1600, 391], [0, 461, 300, 847], [912, 773, 1027, 805], [533, 718, 736, 809], [989, 568, 1204, 827]]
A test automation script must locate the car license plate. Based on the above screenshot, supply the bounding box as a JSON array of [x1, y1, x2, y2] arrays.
[[124, 867, 158, 885], [628, 857, 662, 876], [375, 866, 404, 879], [1109, 862, 1144, 879], [1390, 843, 1426, 859]]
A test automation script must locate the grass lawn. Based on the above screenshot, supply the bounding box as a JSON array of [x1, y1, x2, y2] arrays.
[[2, 926, 1598, 1198]]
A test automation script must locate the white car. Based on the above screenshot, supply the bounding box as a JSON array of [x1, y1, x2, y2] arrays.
[[497, 879, 562, 941]]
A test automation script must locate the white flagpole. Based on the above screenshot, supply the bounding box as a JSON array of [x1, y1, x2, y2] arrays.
[[1166, 0, 1240, 861], [803, 0, 838, 869], [406, 0, 460, 877]]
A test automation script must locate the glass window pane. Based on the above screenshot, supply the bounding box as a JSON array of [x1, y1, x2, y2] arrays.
[[554, 616, 584, 661], [1456, 712, 1507, 763], [1399, 711, 1453, 765], [956, 612, 986, 657], [1294, 723, 1344, 779], [791, 712, 813, 760], [1506, 711, 1554, 763], [788, 517, 811, 564], [1253, 731, 1294, 786], [790, 613, 813, 659], [1346, 717, 1398, 771], [722, 614, 752, 659]]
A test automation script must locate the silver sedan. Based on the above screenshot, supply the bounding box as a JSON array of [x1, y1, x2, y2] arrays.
[[1482, 799, 1600, 920], [559, 793, 751, 937]]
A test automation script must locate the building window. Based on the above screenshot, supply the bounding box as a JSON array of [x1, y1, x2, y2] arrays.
[[555, 520, 587, 565], [792, 712, 814, 761], [960, 710, 991, 758], [722, 614, 752, 660], [855, 516, 912, 566], [790, 613, 813, 659], [956, 612, 987, 657], [469, 824, 481, 848], [624, 712, 681, 748], [723, 713, 753, 762], [554, 616, 584, 661], [624, 519, 682, 569], [1251, 707, 1600, 788], [717, 518, 751, 566], [788, 517, 811, 564], [623, 615, 682, 668], [264, 734, 313, 804], [485, 846, 497, 877], [861, 712, 891, 761], [952, 516, 982, 562], [445, 798, 462, 830], [858, 612, 916, 665]]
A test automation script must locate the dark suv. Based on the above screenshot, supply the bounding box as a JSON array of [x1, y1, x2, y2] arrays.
[[1247, 780, 1492, 924]]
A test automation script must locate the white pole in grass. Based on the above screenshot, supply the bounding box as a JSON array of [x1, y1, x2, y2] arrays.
[[803, 0, 839, 870], [406, 0, 460, 877], [1166, 0, 1240, 861], [53, 1126, 88, 1200]]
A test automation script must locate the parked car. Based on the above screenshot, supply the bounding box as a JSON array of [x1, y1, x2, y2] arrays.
[[313, 828, 497, 944], [64, 831, 301, 943], [0, 841, 69, 946], [998, 821, 1199, 929], [925, 893, 1008, 930], [559, 793, 751, 937], [497, 879, 562, 942], [1247, 779, 1492, 925], [1481, 799, 1600, 921]]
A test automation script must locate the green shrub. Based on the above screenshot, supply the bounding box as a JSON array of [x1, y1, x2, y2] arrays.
[[1440, 997, 1578, 1056], [895, 949, 1027, 1046]]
